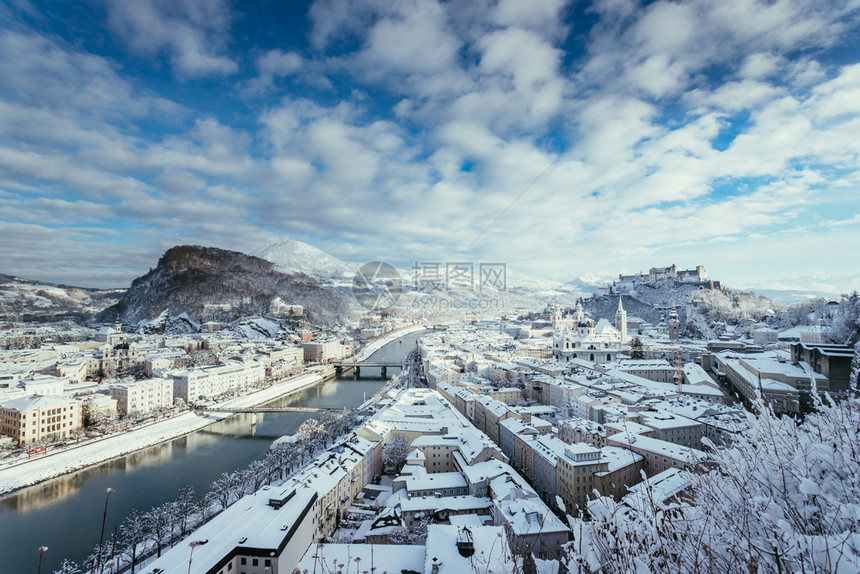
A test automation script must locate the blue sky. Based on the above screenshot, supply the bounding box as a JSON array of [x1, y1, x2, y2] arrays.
[[0, 0, 859, 293]]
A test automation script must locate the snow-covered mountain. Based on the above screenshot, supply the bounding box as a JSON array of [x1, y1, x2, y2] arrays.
[[253, 238, 586, 317], [254, 239, 356, 279], [564, 272, 618, 293]]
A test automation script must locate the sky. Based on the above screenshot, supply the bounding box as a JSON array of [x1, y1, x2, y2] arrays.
[[0, 0, 859, 293]]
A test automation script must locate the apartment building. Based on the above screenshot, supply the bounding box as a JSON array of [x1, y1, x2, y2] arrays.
[[109, 377, 174, 416], [171, 361, 265, 402], [303, 340, 348, 363], [638, 412, 704, 449], [606, 433, 705, 477], [617, 359, 676, 383], [713, 352, 828, 413], [556, 442, 609, 513], [0, 395, 82, 445]]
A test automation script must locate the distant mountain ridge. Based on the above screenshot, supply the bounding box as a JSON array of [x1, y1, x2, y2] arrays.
[[564, 272, 618, 293], [253, 239, 585, 316], [99, 245, 349, 327], [0, 274, 123, 321]]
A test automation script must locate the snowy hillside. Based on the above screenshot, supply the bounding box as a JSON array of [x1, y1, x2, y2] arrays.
[[254, 239, 356, 279], [0, 274, 123, 319]]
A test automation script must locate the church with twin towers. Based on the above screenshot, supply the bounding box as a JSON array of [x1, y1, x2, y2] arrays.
[[551, 296, 629, 363]]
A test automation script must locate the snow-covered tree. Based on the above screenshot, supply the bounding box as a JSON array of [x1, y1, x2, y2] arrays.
[[265, 442, 293, 480], [171, 486, 196, 537], [119, 509, 147, 574], [388, 516, 430, 545], [52, 559, 81, 574], [851, 341, 860, 390], [826, 292, 860, 345], [83, 542, 112, 574], [209, 471, 243, 510], [243, 460, 270, 492], [382, 433, 411, 475], [566, 394, 860, 573], [630, 336, 644, 359], [144, 504, 173, 558], [198, 492, 216, 523]]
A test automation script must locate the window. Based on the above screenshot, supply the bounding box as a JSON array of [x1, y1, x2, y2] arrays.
[[241, 558, 247, 565], [252, 559, 258, 566]]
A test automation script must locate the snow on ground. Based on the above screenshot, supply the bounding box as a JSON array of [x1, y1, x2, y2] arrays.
[[0, 372, 324, 495], [0, 328, 422, 495]]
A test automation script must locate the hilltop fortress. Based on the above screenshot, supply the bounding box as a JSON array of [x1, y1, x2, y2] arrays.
[[599, 264, 721, 296]]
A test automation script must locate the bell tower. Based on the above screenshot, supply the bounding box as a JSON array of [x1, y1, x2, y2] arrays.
[[615, 295, 627, 341], [668, 305, 680, 340]]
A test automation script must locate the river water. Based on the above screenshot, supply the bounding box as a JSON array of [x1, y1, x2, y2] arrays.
[[0, 330, 427, 574]]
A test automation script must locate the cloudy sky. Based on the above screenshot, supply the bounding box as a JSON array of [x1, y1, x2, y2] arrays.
[[1, 0, 859, 293]]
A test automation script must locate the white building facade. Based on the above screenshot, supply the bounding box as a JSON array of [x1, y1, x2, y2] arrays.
[[109, 377, 175, 416], [171, 361, 266, 402]]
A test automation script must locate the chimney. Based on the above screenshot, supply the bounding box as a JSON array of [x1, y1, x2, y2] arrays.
[[457, 528, 475, 558]]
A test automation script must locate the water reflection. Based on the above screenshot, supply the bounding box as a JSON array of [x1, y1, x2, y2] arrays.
[[0, 473, 85, 513], [0, 330, 426, 573]]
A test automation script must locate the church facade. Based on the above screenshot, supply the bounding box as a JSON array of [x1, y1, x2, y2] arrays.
[[552, 298, 629, 363]]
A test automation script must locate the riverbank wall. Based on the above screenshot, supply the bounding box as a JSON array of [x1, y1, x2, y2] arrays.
[[0, 371, 324, 496]]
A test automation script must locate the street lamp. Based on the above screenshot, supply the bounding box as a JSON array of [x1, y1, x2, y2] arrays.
[[94, 487, 115, 574], [187, 539, 208, 574], [37, 546, 48, 574]]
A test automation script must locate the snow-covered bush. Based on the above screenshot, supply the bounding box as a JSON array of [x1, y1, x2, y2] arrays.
[[566, 394, 860, 573]]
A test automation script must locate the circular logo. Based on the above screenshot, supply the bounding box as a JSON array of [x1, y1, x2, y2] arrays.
[[352, 261, 402, 310]]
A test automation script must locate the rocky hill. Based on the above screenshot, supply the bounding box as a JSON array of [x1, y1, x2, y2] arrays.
[[99, 246, 349, 328]]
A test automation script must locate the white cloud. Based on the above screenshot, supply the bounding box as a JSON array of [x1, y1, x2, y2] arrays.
[[2, 0, 860, 290], [240, 50, 304, 96], [105, 0, 237, 77], [739, 52, 784, 79], [493, 0, 568, 32]]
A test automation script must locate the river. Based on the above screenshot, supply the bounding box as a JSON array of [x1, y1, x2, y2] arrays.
[[0, 330, 427, 574]]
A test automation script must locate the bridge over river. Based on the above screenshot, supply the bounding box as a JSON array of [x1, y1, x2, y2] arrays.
[[197, 405, 344, 414], [331, 360, 405, 377]]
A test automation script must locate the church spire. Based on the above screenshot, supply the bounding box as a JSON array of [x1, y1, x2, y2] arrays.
[[615, 295, 628, 342]]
